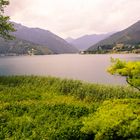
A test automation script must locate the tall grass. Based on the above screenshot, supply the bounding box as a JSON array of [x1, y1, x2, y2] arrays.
[[0, 76, 139, 139], [0, 76, 139, 102]]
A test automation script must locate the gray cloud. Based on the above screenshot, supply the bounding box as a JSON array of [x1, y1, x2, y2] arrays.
[[5, 0, 140, 38]]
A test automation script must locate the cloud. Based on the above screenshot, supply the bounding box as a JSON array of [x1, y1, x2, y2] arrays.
[[5, 0, 140, 38]]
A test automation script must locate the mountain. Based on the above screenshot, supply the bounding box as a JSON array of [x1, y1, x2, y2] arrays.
[[87, 21, 140, 52], [67, 33, 113, 51], [12, 22, 78, 54], [65, 37, 75, 43], [0, 38, 52, 55]]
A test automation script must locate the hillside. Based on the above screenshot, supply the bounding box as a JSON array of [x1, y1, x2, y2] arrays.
[[0, 38, 52, 55], [12, 22, 78, 54], [67, 33, 113, 51], [87, 21, 140, 53]]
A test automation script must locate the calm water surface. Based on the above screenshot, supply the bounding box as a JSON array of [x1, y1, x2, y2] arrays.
[[0, 54, 139, 85]]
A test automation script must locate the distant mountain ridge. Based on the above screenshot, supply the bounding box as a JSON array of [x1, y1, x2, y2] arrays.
[[0, 22, 78, 55], [87, 21, 140, 51], [12, 22, 78, 54], [1, 21, 140, 55], [66, 37, 75, 43], [66, 33, 113, 51]]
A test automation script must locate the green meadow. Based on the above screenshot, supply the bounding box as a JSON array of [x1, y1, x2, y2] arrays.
[[0, 76, 140, 140]]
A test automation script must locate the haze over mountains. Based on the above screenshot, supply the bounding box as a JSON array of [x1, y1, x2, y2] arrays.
[[0, 20, 140, 55], [66, 37, 75, 43], [88, 20, 140, 51], [0, 22, 78, 55], [66, 33, 113, 51]]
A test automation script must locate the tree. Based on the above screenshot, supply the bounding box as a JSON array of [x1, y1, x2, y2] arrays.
[[108, 58, 140, 90], [0, 0, 15, 39]]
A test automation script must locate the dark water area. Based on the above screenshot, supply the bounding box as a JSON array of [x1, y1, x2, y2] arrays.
[[0, 54, 139, 85]]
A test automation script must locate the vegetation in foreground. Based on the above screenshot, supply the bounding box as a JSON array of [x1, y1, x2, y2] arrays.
[[108, 58, 140, 90], [0, 76, 140, 140]]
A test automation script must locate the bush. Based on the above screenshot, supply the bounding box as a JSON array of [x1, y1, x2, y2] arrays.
[[81, 99, 140, 140]]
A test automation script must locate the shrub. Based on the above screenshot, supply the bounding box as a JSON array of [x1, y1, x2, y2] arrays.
[[81, 99, 140, 140]]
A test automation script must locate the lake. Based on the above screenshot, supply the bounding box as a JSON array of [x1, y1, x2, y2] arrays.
[[0, 54, 139, 85]]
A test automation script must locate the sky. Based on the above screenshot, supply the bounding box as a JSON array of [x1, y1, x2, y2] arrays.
[[5, 0, 140, 38]]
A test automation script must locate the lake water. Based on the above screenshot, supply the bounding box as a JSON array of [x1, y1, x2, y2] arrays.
[[0, 54, 139, 85]]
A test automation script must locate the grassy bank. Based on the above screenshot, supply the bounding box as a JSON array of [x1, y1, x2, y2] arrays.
[[0, 76, 140, 140]]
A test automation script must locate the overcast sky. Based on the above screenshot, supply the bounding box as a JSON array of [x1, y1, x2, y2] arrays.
[[6, 0, 140, 38]]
